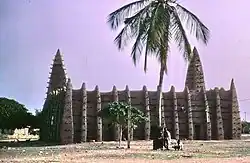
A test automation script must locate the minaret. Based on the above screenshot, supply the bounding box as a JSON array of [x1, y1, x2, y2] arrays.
[[46, 49, 67, 95], [41, 49, 67, 142], [185, 47, 205, 91], [230, 79, 241, 139]]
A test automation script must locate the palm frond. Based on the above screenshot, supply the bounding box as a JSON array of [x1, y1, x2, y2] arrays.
[[143, 3, 172, 73], [142, 3, 162, 72], [114, 26, 131, 50], [175, 4, 210, 44], [170, 6, 192, 62], [154, 5, 171, 74], [129, 5, 153, 66], [114, 3, 152, 50], [143, 36, 158, 72], [144, 3, 165, 58], [107, 0, 150, 30], [130, 18, 148, 66]]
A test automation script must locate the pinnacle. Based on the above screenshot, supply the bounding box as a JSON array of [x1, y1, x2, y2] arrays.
[[95, 85, 99, 91], [193, 46, 198, 53], [46, 49, 67, 94], [112, 85, 117, 91], [56, 49, 60, 55], [170, 85, 175, 92], [53, 49, 64, 65], [192, 47, 201, 62], [81, 83, 86, 89], [230, 78, 235, 90]]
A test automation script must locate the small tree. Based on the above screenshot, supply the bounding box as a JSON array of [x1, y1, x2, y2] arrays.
[[0, 97, 31, 130], [242, 121, 250, 134], [100, 102, 147, 148]]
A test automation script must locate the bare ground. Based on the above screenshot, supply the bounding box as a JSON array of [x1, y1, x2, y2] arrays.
[[1, 140, 250, 163]]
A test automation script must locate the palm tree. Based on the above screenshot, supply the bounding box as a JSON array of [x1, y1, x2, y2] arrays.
[[107, 0, 210, 127]]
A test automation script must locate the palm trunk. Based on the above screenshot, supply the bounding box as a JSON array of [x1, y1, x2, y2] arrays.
[[157, 64, 165, 127]]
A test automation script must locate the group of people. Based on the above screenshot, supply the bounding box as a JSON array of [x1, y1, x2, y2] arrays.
[[153, 126, 171, 150], [153, 126, 183, 151]]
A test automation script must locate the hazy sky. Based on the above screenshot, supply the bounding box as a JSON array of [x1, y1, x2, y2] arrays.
[[0, 0, 249, 120]]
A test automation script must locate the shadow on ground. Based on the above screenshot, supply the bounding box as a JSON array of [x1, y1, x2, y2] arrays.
[[0, 140, 59, 148]]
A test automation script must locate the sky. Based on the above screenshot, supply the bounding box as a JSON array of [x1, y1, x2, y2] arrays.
[[0, 0, 249, 121]]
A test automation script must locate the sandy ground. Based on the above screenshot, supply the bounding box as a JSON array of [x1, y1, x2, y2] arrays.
[[4, 156, 250, 163], [1, 140, 250, 163]]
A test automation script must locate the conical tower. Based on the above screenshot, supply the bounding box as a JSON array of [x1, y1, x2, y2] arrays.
[[185, 47, 205, 91], [46, 49, 67, 94], [40, 49, 67, 142], [230, 79, 241, 139]]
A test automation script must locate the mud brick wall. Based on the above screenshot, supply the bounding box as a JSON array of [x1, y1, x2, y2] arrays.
[[171, 87, 179, 139], [72, 89, 82, 143], [60, 79, 74, 144], [190, 90, 206, 140], [100, 92, 113, 141], [95, 86, 102, 142], [219, 89, 232, 139], [202, 87, 212, 140], [148, 91, 158, 128], [59, 84, 242, 144], [163, 92, 174, 136], [81, 84, 87, 142], [214, 88, 225, 140], [143, 86, 150, 141], [45, 49, 242, 145], [130, 91, 144, 140], [206, 89, 217, 139], [176, 92, 188, 139], [185, 87, 194, 140], [86, 91, 97, 141]]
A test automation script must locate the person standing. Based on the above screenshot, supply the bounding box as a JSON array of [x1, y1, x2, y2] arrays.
[[164, 127, 171, 150]]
